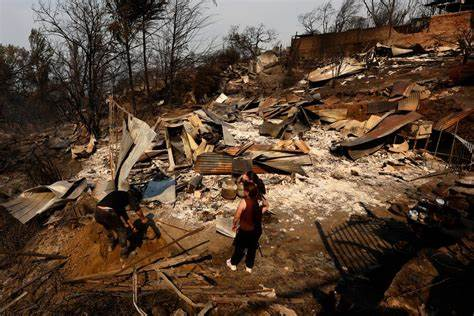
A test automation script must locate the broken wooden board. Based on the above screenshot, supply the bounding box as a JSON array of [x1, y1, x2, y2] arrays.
[[234, 142, 254, 157], [364, 115, 383, 133], [164, 124, 193, 171], [193, 139, 207, 161], [388, 141, 409, 153], [313, 109, 347, 123]]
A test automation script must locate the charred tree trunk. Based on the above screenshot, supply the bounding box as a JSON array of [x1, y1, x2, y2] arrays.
[[142, 18, 150, 97], [125, 39, 136, 113]]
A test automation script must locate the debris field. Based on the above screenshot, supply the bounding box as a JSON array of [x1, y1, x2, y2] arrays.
[[0, 40, 473, 315]]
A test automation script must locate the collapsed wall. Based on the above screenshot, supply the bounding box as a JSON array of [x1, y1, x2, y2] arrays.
[[291, 11, 473, 60]]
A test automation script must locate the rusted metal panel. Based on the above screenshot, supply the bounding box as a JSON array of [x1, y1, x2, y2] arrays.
[[398, 92, 420, 111], [223, 144, 305, 156], [347, 143, 385, 160], [194, 153, 266, 175], [232, 157, 253, 174], [367, 101, 397, 114], [433, 108, 474, 131], [259, 121, 288, 138], [194, 152, 309, 175], [259, 97, 278, 110], [390, 80, 415, 98], [340, 111, 423, 148], [255, 160, 306, 176]]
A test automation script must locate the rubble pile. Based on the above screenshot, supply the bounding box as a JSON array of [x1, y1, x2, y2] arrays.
[[0, 41, 472, 315]]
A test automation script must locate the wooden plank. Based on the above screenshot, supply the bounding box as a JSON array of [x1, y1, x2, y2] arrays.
[[0, 251, 67, 260], [1, 261, 66, 304], [294, 140, 310, 154], [157, 270, 205, 308], [0, 291, 28, 313]]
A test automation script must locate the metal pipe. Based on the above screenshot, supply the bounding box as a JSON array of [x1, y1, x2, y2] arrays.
[[448, 121, 460, 168], [434, 129, 443, 158]]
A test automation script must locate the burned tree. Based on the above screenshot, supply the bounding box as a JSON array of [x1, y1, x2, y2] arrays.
[[133, 0, 167, 97], [298, 1, 335, 34], [107, 0, 141, 113], [361, 0, 416, 28], [34, 0, 114, 137], [298, 10, 320, 34], [225, 24, 277, 59], [333, 0, 361, 33], [0, 45, 31, 126], [154, 0, 212, 103], [28, 29, 54, 104]]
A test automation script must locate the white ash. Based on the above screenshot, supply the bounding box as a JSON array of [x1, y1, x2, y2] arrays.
[[75, 114, 440, 228]]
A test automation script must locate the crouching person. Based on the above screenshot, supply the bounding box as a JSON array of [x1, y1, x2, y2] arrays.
[[95, 188, 160, 259], [227, 182, 268, 273]]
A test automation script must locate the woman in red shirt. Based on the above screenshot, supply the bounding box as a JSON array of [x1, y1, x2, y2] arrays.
[[227, 182, 268, 273]]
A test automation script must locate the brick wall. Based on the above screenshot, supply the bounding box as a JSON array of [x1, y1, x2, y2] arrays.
[[291, 11, 473, 60]]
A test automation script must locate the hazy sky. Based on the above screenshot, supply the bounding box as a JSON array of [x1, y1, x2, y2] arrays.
[[0, 0, 343, 48]]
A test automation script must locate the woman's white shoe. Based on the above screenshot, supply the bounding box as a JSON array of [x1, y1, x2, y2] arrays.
[[226, 259, 237, 271]]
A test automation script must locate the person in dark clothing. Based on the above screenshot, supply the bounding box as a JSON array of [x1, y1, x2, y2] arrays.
[[95, 188, 160, 258], [227, 182, 268, 273]]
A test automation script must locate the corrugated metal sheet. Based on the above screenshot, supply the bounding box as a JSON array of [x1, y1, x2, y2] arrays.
[[398, 92, 420, 111], [194, 153, 266, 175], [1, 178, 87, 224], [115, 116, 157, 190], [390, 80, 415, 98], [224, 144, 305, 156], [367, 101, 397, 114], [454, 134, 473, 154], [255, 160, 306, 175], [340, 112, 423, 148], [259, 121, 288, 138], [433, 108, 474, 131], [347, 143, 385, 160], [308, 58, 365, 83]]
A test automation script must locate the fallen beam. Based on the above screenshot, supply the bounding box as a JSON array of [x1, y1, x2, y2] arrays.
[[1, 261, 66, 304], [0, 291, 28, 313], [157, 270, 205, 308], [0, 251, 67, 260]]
